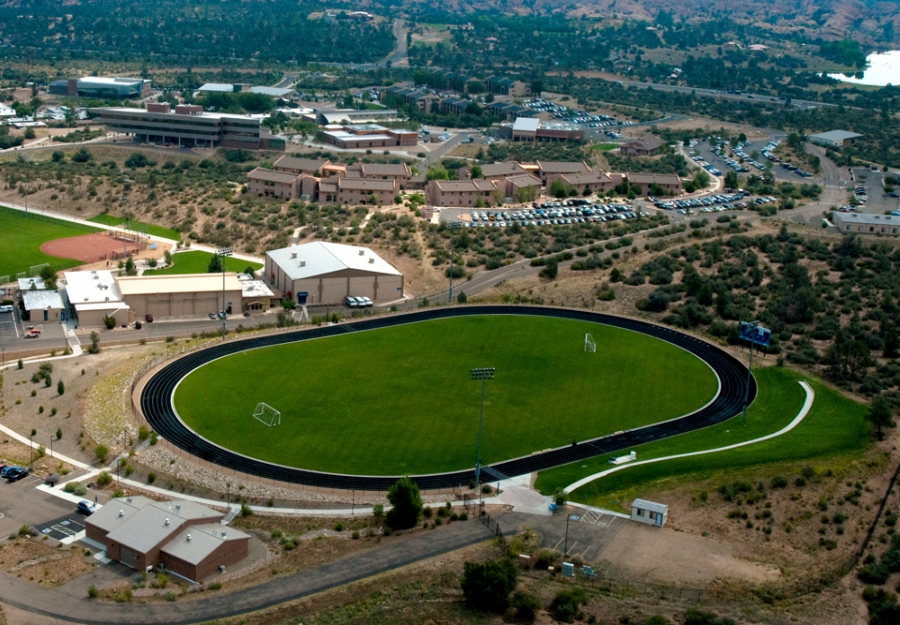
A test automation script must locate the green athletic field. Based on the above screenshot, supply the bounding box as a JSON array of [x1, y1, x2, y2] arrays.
[[87, 214, 182, 241], [0, 206, 100, 280], [173, 316, 719, 475], [144, 250, 262, 276], [535, 367, 870, 510]]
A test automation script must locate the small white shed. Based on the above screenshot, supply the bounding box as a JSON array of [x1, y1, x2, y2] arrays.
[[631, 499, 668, 527]]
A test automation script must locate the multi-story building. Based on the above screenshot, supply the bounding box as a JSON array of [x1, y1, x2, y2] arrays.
[[318, 177, 399, 205], [619, 136, 664, 157], [626, 173, 683, 196], [536, 161, 592, 186], [345, 162, 412, 184], [50, 77, 152, 99], [89, 103, 261, 149], [322, 124, 417, 149], [246, 168, 303, 199], [558, 172, 617, 195], [425, 180, 500, 207], [485, 77, 532, 98]]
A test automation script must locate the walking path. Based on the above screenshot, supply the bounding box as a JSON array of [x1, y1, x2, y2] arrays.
[[563, 381, 814, 494]]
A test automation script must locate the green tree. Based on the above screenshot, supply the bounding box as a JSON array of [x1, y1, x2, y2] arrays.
[[540, 258, 559, 279], [692, 169, 711, 190], [39, 265, 58, 290], [457, 291, 468, 304], [385, 476, 423, 530], [510, 590, 540, 623], [724, 170, 739, 190], [71, 147, 93, 163], [51, 151, 64, 163], [550, 179, 573, 199], [470, 164, 483, 179], [57, 380, 65, 395], [124, 256, 137, 276], [461, 557, 517, 612], [425, 165, 449, 181], [103, 315, 116, 330], [868, 395, 893, 440], [208, 254, 224, 273], [95, 444, 109, 464], [24, 127, 35, 140]]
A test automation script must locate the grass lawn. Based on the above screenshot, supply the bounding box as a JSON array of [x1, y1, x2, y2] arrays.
[[144, 250, 262, 276], [173, 316, 719, 475], [87, 214, 182, 241], [534, 367, 870, 510], [0, 206, 100, 280]]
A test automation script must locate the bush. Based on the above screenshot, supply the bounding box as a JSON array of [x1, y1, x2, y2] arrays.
[[57, 380, 65, 395], [97, 471, 113, 486], [147, 473, 156, 484], [95, 444, 109, 464], [73, 484, 87, 496], [859, 564, 891, 585], [771, 476, 789, 488], [138, 426, 150, 441], [510, 590, 540, 623], [549, 588, 587, 623], [241, 503, 253, 517], [87, 585, 99, 598], [461, 557, 517, 612]]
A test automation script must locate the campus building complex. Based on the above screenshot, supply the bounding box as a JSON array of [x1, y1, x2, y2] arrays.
[[50, 77, 152, 99]]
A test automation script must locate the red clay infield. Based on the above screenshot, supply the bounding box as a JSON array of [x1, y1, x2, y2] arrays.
[[41, 232, 146, 264]]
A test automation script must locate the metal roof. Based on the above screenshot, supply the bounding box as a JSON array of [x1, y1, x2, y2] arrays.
[[537, 160, 590, 174], [160, 524, 249, 566], [103, 499, 223, 555], [626, 173, 681, 185], [198, 83, 235, 92], [809, 130, 863, 142], [249, 86, 294, 98], [267, 242, 402, 281], [64, 270, 122, 305], [632, 498, 668, 514], [22, 290, 64, 311], [84, 496, 152, 535], [512, 118, 540, 133], [116, 273, 243, 296], [17, 277, 46, 291], [834, 212, 900, 225], [481, 162, 528, 177], [247, 167, 300, 184]]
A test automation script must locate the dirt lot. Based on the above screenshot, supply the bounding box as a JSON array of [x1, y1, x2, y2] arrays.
[[0, 536, 95, 587]]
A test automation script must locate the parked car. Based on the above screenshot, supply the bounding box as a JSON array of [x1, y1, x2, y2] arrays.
[[24, 329, 41, 339], [344, 296, 359, 308], [359, 296, 373, 307], [145, 313, 154, 322], [209, 312, 218, 319], [1, 466, 28, 482], [77, 500, 97, 515]]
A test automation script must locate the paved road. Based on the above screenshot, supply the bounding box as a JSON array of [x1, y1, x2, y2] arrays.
[[0, 514, 496, 625], [613, 79, 831, 110], [378, 19, 407, 68]]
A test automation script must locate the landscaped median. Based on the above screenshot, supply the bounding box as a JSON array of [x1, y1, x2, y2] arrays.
[[534, 366, 870, 510]]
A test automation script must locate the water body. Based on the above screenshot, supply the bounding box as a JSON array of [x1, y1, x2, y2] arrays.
[[827, 50, 900, 86]]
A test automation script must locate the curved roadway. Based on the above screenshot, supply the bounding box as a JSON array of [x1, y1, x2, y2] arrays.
[[140, 306, 755, 491]]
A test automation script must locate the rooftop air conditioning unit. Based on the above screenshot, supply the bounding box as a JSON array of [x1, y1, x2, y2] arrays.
[[165, 518, 170, 526], [358, 249, 364, 255], [221, 531, 227, 539], [299, 260, 306, 267], [175, 504, 181, 511], [118, 510, 124, 517], [186, 534, 192, 542], [291, 252, 297, 259], [368, 258, 375, 264]]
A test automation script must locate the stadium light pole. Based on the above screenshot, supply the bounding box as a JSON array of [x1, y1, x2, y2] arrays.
[[217, 247, 233, 340], [470, 367, 495, 497]]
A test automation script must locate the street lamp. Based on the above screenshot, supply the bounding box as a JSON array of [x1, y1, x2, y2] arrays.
[[217, 247, 233, 340], [470, 367, 495, 495]]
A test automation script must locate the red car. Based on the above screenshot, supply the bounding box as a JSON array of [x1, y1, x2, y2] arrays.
[[145, 314, 154, 322], [24, 329, 41, 339]]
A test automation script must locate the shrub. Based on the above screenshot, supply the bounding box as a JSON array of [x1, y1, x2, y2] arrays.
[[138, 426, 150, 441], [549, 587, 587, 623], [95, 444, 109, 463], [771, 476, 789, 488], [73, 484, 87, 496], [461, 557, 517, 612], [97, 471, 113, 486], [859, 564, 891, 585], [386, 476, 423, 530], [241, 503, 253, 517], [149, 431, 158, 445], [372, 504, 384, 525], [18, 524, 30, 536], [510, 590, 540, 623], [57, 380, 65, 395], [147, 473, 156, 484], [87, 585, 99, 598]]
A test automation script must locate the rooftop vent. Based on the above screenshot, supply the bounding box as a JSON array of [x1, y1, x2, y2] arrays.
[[186, 534, 192, 542], [175, 504, 181, 512], [126, 497, 132, 503], [291, 251, 297, 259], [299, 260, 306, 267], [165, 518, 170, 526], [221, 531, 227, 539], [358, 249, 365, 255], [368, 258, 375, 264], [118, 510, 124, 517]]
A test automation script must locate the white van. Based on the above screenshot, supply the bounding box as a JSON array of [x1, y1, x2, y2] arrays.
[[0, 305, 13, 314]]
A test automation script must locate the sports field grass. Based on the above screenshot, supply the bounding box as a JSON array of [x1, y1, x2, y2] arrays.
[[534, 367, 870, 510], [173, 316, 719, 475], [144, 251, 262, 276], [87, 214, 182, 241], [0, 205, 100, 280]]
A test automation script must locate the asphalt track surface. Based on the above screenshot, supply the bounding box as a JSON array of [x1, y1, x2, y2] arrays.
[[141, 306, 756, 491]]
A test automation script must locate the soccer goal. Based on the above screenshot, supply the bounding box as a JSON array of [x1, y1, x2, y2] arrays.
[[252, 402, 281, 427], [584, 333, 596, 353]]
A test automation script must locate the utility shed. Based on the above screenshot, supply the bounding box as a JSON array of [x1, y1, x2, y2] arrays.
[[631, 499, 668, 527]]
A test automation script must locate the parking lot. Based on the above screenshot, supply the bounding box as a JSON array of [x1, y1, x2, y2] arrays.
[[852, 167, 900, 215], [35, 513, 87, 541], [442, 199, 646, 229], [0, 307, 22, 341], [521, 508, 625, 563]]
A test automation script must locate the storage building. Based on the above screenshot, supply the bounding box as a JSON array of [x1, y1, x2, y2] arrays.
[[265, 242, 403, 305], [631, 499, 668, 527]]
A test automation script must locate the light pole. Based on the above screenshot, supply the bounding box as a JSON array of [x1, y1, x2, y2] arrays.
[[217, 247, 233, 340], [49, 433, 53, 459], [470, 367, 495, 496], [741, 321, 758, 426]]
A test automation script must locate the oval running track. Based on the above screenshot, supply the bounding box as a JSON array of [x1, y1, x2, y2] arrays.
[[140, 305, 756, 490]]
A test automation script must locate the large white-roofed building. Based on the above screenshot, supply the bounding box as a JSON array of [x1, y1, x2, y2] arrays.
[[63, 269, 130, 327], [116, 273, 243, 319], [265, 242, 403, 305]]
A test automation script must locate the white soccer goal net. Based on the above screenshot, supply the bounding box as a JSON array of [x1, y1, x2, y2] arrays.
[[252, 402, 281, 427], [585, 333, 596, 353]]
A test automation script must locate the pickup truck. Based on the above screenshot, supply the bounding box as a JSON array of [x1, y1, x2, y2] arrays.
[[24, 328, 41, 339]]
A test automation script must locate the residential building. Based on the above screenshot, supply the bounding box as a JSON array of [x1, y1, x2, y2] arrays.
[[626, 173, 683, 196], [441, 98, 470, 116], [246, 168, 303, 199], [808, 130, 864, 148], [485, 77, 532, 98], [318, 177, 399, 205], [619, 136, 664, 157], [558, 172, 616, 195], [265, 242, 403, 305], [89, 104, 261, 149], [425, 179, 500, 207], [536, 161, 592, 186], [345, 162, 412, 184], [480, 162, 529, 180], [503, 174, 542, 200], [833, 212, 900, 235], [273, 156, 334, 177]]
